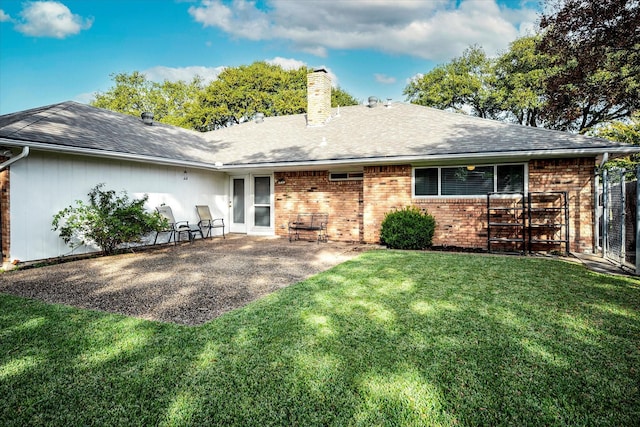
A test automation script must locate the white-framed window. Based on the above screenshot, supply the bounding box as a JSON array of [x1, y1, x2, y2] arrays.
[[413, 164, 526, 197], [329, 171, 364, 181], [253, 175, 272, 227]]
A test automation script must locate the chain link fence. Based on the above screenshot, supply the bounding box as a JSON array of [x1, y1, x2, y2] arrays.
[[599, 167, 638, 273]]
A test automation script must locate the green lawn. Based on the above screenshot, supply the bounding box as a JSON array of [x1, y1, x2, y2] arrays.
[[1, 251, 639, 426]]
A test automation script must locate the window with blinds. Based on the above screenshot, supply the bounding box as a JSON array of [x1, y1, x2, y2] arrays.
[[414, 164, 525, 196]]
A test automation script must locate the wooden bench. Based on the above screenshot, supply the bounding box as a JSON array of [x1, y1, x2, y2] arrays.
[[288, 213, 328, 242]]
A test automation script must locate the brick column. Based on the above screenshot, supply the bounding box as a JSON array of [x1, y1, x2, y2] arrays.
[[362, 165, 412, 243]]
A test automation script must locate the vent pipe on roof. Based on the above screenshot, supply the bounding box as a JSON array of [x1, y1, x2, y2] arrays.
[[141, 112, 154, 125], [368, 96, 378, 108]]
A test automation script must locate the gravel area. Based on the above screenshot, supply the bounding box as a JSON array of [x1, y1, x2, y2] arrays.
[[0, 235, 369, 326]]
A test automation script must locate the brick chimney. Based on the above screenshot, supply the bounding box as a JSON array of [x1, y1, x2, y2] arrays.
[[307, 68, 332, 127]]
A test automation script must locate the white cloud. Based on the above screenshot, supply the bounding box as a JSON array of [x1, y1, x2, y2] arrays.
[[73, 92, 95, 105], [14, 1, 92, 38], [142, 59, 333, 86], [406, 73, 423, 85], [143, 65, 226, 84], [188, 0, 539, 60], [375, 74, 396, 84], [189, 0, 269, 41], [0, 9, 12, 22], [265, 57, 306, 70]]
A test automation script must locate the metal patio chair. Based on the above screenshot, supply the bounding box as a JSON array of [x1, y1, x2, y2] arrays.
[[196, 205, 225, 239], [154, 205, 203, 244]]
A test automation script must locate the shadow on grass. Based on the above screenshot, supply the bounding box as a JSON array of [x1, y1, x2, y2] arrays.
[[1, 251, 639, 426]]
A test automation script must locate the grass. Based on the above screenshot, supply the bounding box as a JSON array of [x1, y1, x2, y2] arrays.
[[1, 251, 639, 426]]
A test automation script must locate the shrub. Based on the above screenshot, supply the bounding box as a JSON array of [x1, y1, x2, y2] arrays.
[[380, 206, 436, 250], [52, 183, 167, 255]]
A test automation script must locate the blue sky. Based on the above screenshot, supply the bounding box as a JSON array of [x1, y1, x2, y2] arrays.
[[0, 0, 541, 115]]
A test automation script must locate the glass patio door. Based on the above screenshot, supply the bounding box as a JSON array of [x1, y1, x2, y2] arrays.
[[229, 175, 273, 234], [230, 177, 247, 233]]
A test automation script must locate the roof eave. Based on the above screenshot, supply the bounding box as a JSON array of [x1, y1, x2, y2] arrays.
[[217, 147, 638, 171], [0, 138, 222, 171]]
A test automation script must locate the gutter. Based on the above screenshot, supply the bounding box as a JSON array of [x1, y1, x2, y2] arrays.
[[0, 146, 30, 171], [217, 147, 640, 171], [0, 139, 221, 171]]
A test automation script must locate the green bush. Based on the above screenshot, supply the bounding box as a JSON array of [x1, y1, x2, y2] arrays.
[[52, 183, 167, 255], [380, 206, 436, 250]]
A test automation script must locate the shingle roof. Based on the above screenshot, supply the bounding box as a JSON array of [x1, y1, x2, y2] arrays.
[[0, 101, 220, 168], [0, 100, 636, 170], [205, 102, 637, 167]]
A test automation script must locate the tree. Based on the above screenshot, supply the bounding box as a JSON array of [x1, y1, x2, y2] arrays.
[[405, 38, 551, 126], [593, 112, 640, 170], [92, 71, 152, 116], [92, 63, 359, 132], [404, 46, 502, 119], [191, 62, 358, 130], [494, 35, 549, 127], [92, 72, 205, 127], [538, 0, 640, 132], [52, 184, 167, 255], [332, 86, 359, 108]]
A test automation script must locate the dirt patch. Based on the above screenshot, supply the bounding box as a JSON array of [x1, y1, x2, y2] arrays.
[[0, 235, 371, 326]]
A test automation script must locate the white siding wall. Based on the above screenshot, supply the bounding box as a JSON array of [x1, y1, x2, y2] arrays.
[[9, 151, 228, 262]]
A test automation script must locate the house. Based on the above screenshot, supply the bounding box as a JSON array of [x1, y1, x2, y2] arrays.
[[1, 69, 637, 265]]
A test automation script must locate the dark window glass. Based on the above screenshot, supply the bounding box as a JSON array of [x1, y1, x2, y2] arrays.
[[330, 173, 348, 180], [254, 206, 270, 227], [415, 168, 438, 195], [497, 165, 524, 192], [254, 176, 270, 205]]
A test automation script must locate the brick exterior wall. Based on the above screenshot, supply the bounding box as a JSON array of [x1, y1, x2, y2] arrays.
[[274, 171, 363, 242], [0, 160, 8, 262], [362, 165, 412, 242], [275, 158, 596, 253], [528, 158, 594, 253]]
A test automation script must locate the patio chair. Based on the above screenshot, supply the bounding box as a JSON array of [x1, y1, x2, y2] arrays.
[[196, 205, 225, 239], [154, 205, 203, 244]]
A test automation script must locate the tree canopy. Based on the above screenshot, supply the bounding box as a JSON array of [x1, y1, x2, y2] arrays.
[[404, 39, 548, 126], [538, 0, 640, 132], [91, 62, 358, 132], [404, 0, 639, 134], [404, 46, 501, 119]]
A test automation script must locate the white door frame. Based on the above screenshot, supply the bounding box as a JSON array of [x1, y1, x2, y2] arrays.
[[228, 174, 274, 235], [229, 175, 249, 233]]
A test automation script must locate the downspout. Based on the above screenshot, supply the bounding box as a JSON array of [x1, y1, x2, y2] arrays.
[[599, 152, 609, 169], [0, 146, 30, 268], [0, 146, 30, 171], [594, 152, 609, 255]]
